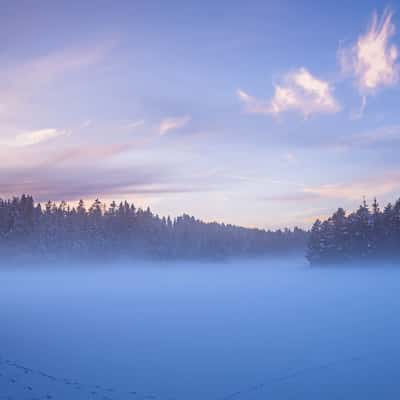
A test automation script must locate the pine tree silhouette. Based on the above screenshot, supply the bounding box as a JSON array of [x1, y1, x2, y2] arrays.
[[0, 194, 308, 262]]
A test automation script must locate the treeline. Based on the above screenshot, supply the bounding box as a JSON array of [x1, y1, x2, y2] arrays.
[[0, 195, 307, 262], [307, 198, 400, 265]]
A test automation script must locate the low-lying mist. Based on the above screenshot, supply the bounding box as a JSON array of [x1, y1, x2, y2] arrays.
[[2, 257, 400, 399]]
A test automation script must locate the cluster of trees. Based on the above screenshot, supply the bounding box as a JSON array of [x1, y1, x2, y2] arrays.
[[307, 198, 400, 264], [0, 195, 307, 262]]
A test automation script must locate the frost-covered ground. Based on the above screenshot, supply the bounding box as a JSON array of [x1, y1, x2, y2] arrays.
[[1, 258, 400, 399]]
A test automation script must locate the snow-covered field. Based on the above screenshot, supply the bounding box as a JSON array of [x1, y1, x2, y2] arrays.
[[1, 258, 400, 399]]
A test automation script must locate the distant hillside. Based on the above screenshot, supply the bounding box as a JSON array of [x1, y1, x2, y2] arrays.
[[0, 195, 308, 262]]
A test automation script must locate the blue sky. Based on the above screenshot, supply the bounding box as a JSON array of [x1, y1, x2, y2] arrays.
[[1, 0, 400, 228]]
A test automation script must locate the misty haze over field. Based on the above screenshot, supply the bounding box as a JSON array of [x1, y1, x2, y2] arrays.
[[2, 259, 400, 399]]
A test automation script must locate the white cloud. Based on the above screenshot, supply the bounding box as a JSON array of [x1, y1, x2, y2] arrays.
[[159, 115, 190, 135], [127, 119, 145, 130], [339, 9, 399, 93], [13, 129, 66, 147], [238, 68, 340, 117], [236, 89, 267, 114], [237, 89, 253, 103]]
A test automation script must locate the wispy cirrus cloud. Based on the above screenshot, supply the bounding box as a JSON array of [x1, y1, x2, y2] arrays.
[[0, 162, 228, 202], [14, 40, 117, 88], [318, 124, 400, 151], [0, 40, 116, 119], [126, 119, 145, 130], [304, 173, 400, 201], [339, 9, 399, 93], [44, 143, 134, 165], [263, 192, 320, 202], [339, 9, 399, 117], [159, 115, 190, 135], [351, 124, 400, 145], [238, 68, 340, 118], [1, 128, 66, 147], [0, 40, 116, 151], [0, 166, 169, 202], [263, 173, 400, 205]]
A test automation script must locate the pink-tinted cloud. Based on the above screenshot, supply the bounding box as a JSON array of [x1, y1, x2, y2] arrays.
[[339, 9, 399, 93], [238, 68, 340, 117], [304, 173, 400, 201], [159, 115, 191, 135]]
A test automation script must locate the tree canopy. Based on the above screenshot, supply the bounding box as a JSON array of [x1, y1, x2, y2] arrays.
[[0, 195, 307, 262], [307, 198, 400, 265]]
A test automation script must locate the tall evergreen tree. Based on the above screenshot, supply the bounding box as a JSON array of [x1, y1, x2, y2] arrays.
[[308, 196, 400, 264]]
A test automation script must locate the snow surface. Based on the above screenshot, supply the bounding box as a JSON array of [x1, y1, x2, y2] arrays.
[[1, 258, 400, 399]]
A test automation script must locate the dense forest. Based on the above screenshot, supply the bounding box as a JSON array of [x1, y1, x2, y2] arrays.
[[0, 195, 307, 262], [307, 198, 400, 265]]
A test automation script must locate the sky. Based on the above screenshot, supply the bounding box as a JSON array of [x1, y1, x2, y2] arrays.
[[1, 0, 400, 229]]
